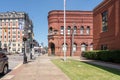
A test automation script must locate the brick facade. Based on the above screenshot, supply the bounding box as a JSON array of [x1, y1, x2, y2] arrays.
[[93, 0, 120, 50], [48, 10, 93, 56]]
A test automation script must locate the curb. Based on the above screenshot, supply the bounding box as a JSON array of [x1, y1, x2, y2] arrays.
[[1, 63, 23, 80]]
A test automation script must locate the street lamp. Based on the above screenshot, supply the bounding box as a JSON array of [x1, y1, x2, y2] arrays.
[[72, 27, 74, 56], [23, 36, 27, 64], [63, 0, 66, 61], [28, 29, 32, 60]]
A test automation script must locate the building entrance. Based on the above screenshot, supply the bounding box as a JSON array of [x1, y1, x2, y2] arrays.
[[50, 43, 55, 55]]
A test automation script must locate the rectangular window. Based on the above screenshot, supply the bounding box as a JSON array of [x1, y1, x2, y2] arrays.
[[102, 11, 108, 32], [12, 19, 16, 26], [18, 44, 20, 46], [12, 48, 16, 51], [13, 44, 16, 46]]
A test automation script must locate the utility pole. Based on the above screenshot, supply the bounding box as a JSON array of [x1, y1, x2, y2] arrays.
[[63, 0, 66, 61]]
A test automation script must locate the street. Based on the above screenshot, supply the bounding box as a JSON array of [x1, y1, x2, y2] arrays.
[[0, 54, 23, 79]]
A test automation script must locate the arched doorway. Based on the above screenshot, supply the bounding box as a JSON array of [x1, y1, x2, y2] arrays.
[[50, 43, 55, 55]]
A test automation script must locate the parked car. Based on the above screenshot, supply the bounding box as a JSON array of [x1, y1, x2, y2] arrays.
[[0, 51, 9, 75]]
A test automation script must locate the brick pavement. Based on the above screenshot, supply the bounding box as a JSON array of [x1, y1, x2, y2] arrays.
[[1, 54, 70, 80]]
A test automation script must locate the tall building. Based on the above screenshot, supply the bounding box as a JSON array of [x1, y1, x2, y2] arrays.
[[48, 10, 93, 56], [0, 11, 33, 53], [93, 0, 120, 50]]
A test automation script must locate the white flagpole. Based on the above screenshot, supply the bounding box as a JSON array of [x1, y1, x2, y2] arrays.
[[63, 0, 66, 61]]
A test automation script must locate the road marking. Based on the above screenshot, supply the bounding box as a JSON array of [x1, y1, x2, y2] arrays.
[[13, 63, 23, 70], [1, 75, 14, 80]]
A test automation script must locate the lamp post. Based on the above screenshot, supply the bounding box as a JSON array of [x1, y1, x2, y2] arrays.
[[72, 27, 74, 57], [23, 36, 27, 64], [63, 0, 66, 61], [28, 29, 32, 60]]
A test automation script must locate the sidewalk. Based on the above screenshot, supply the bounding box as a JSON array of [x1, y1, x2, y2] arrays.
[[1, 54, 70, 80]]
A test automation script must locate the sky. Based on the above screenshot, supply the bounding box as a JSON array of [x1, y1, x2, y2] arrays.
[[0, 0, 103, 46]]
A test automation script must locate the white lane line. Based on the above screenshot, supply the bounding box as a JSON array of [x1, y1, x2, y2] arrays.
[[13, 63, 23, 70]]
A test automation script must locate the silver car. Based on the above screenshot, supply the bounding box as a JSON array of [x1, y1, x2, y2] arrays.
[[0, 51, 9, 75]]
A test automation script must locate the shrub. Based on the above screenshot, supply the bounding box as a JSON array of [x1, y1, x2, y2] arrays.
[[82, 50, 120, 63]]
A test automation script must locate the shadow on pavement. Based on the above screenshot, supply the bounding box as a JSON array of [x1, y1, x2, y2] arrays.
[[0, 69, 11, 79], [82, 61, 120, 76]]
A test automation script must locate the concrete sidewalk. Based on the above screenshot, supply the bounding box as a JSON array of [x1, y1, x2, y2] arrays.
[[1, 54, 70, 80]]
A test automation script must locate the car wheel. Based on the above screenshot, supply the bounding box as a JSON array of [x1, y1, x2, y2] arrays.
[[2, 65, 8, 75]]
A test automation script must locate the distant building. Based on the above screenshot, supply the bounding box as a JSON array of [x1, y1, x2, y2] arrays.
[[48, 10, 93, 56], [33, 39, 39, 47], [93, 0, 120, 50], [0, 11, 34, 53]]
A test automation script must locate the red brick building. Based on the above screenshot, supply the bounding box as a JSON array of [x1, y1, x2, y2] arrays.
[[93, 0, 120, 50], [48, 10, 93, 56]]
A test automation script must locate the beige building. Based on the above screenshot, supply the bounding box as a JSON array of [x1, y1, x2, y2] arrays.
[[0, 11, 33, 53]]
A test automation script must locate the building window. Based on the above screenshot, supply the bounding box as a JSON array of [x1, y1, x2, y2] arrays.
[[80, 26, 84, 35], [13, 31, 16, 34], [12, 19, 16, 26], [86, 26, 90, 35], [81, 43, 87, 52], [13, 48, 16, 51], [13, 36, 16, 38], [62, 44, 67, 52], [73, 26, 77, 34], [13, 44, 16, 46], [49, 27, 53, 35], [18, 48, 20, 51], [67, 26, 71, 35], [18, 44, 20, 46], [18, 31, 20, 34], [102, 11, 108, 32], [13, 40, 16, 42], [18, 36, 20, 38], [72, 43, 77, 52], [8, 32, 10, 34], [90, 43, 93, 51], [61, 26, 64, 34], [101, 44, 107, 50], [4, 43, 7, 47]]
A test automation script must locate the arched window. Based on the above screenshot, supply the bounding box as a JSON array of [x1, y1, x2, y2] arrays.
[[49, 27, 52, 32], [86, 26, 90, 35], [73, 26, 77, 34], [90, 43, 93, 51], [48, 27, 53, 35], [62, 43, 67, 52], [61, 26, 64, 34], [67, 26, 71, 35], [72, 43, 77, 52], [80, 26, 84, 35], [81, 43, 87, 52]]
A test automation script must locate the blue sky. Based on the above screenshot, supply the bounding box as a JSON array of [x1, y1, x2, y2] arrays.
[[0, 0, 103, 46]]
